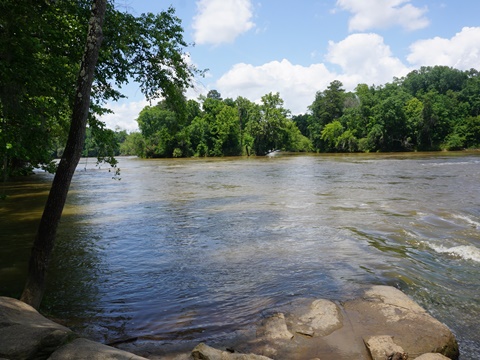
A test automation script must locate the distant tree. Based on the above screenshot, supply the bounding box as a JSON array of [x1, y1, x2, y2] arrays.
[[404, 97, 424, 148], [212, 105, 241, 156], [207, 89, 223, 100], [120, 132, 145, 156], [236, 96, 260, 155], [308, 80, 346, 151], [402, 66, 468, 97], [246, 93, 288, 154], [462, 116, 480, 148], [83, 124, 120, 159], [137, 102, 180, 157], [320, 120, 344, 151], [292, 113, 311, 138], [373, 89, 411, 151], [460, 69, 480, 116]]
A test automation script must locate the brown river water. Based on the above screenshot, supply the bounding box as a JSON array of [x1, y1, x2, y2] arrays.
[[1, 153, 479, 358]]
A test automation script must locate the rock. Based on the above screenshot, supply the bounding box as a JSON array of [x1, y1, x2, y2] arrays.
[[0, 285, 460, 360], [363, 335, 407, 360], [295, 299, 342, 337], [256, 313, 293, 340], [414, 354, 451, 360], [344, 286, 459, 359], [191, 343, 273, 360], [48, 338, 149, 360], [0, 296, 74, 360]]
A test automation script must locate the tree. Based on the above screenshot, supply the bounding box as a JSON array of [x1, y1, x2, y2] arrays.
[[308, 80, 346, 151], [404, 97, 424, 148], [207, 89, 223, 101], [19, 0, 197, 308], [462, 116, 480, 148], [120, 132, 145, 156], [460, 69, 480, 117], [373, 90, 410, 151], [1, 1, 199, 178], [402, 66, 468, 97], [83, 123, 120, 159], [320, 120, 344, 151], [21, 0, 108, 309], [137, 102, 180, 157], [246, 92, 291, 155], [292, 113, 310, 138], [0, 0, 81, 177], [212, 105, 241, 156], [188, 115, 212, 156]]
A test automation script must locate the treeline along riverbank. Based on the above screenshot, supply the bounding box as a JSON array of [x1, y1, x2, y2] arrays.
[[113, 66, 480, 159]]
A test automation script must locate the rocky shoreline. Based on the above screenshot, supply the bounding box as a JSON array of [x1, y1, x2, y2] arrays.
[[0, 286, 459, 359]]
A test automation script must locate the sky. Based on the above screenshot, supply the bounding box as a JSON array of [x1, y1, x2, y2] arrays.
[[101, 0, 480, 132]]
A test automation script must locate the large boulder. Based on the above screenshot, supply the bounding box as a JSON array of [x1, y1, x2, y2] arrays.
[[243, 286, 458, 359], [48, 338, 148, 360], [293, 299, 342, 337], [0, 296, 74, 360], [343, 286, 459, 359]]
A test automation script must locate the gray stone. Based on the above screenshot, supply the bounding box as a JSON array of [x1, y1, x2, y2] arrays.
[[296, 299, 342, 337], [191, 343, 273, 360], [344, 286, 459, 359], [363, 335, 406, 360], [48, 338, 148, 360], [256, 313, 293, 341], [0, 296, 74, 359]]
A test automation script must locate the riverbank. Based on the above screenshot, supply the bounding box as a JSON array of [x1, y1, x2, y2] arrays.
[[0, 286, 459, 359]]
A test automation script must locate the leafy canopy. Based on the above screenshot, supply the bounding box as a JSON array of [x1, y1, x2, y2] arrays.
[[0, 0, 200, 177]]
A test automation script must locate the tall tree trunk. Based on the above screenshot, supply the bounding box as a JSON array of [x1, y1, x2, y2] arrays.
[[21, 0, 107, 309]]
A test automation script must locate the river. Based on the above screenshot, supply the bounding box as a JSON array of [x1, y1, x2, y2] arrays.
[[1, 153, 479, 358]]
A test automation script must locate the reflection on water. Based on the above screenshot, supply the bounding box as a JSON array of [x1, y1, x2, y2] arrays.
[[1, 153, 479, 358], [0, 177, 52, 297]]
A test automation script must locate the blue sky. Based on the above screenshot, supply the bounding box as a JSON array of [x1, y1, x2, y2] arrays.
[[102, 0, 480, 131]]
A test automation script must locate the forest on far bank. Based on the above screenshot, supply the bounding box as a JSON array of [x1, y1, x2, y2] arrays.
[[100, 65, 480, 159]]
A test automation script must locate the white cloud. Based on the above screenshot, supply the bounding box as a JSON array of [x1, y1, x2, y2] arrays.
[[216, 59, 336, 114], [326, 33, 411, 88], [407, 27, 480, 70], [336, 0, 429, 32], [215, 33, 412, 114], [99, 99, 149, 132], [192, 0, 255, 46]]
